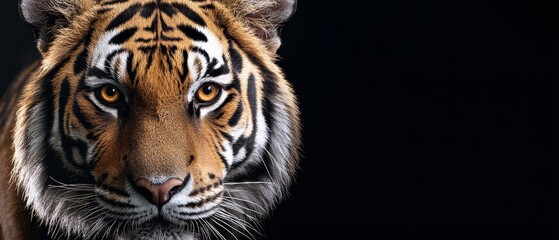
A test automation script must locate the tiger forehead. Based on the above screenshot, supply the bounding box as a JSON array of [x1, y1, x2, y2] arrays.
[[96, 0, 223, 55], [99, 0, 215, 40], [91, 0, 229, 102]]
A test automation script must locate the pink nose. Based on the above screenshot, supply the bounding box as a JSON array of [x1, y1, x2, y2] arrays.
[[135, 178, 184, 206]]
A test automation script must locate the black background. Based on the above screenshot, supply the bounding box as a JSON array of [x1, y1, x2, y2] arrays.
[[0, 1, 554, 239]]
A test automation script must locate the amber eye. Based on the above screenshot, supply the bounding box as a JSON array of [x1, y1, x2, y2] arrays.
[[96, 85, 122, 105], [195, 83, 221, 103]]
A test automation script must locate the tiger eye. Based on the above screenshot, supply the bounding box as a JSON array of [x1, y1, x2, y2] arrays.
[[98, 85, 121, 105], [196, 83, 220, 103]]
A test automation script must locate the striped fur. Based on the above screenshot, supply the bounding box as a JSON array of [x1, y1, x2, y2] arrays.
[[0, 0, 300, 239]]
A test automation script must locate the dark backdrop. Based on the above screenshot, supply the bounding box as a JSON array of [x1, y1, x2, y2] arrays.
[[0, 1, 553, 239]]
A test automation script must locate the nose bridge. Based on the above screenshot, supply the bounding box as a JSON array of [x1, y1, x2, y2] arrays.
[[127, 106, 192, 178]]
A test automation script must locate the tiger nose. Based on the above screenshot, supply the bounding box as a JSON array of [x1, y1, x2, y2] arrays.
[[134, 178, 184, 206]]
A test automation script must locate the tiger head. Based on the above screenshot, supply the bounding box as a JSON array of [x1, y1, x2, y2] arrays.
[[13, 0, 300, 239]]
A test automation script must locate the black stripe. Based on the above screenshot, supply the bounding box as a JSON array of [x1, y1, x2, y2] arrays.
[[225, 71, 241, 91], [218, 150, 230, 170], [229, 42, 243, 74], [87, 67, 112, 80], [135, 38, 153, 43], [178, 193, 221, 208], [225, 44, 243, 126], [161, 35, 181, 41], [126, 52, 137, 84], [109, 27, 138, 44], [162, 20, 174, 33], [107, 3, 141, 30], [187, 101, 195, 116], [206, 58, 218, 76], [208, 55, 231, 77], [97, 194, 136, 208], [97, 8, 112, 14], [98, 184, 130, 197], [172, 3, 206, 26], [228, 100, 243, 126], [73, 19, 97, 74], [139, 46, 156, 70], [220, 131, 233, 142], [140, 2, 156, 18], [72, 101, 94, 130], [213, 111, 225, 120], [191, 46, 209, 62], [104, 49, 126, 74], [138, 45, 155, 53], [144, 14, 158, 32], [178, 24, 207, 42], [160, 3, 178, 17], [102, 0, 129, 6], [232, 137, 246, 156], [218, 92, 236, 109], [105, 49, 126, 64], [180, 50, 189, 82], [74, 49, 89, 75], [200, 4, 215, 10], [58, 78, 70, 138]]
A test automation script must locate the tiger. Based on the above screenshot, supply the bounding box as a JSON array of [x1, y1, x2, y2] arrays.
[[0, 0, 301, 239]]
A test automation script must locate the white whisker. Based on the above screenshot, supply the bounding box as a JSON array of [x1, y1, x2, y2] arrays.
[[221, 200, 262, 217], [215, 210, 262, 238], [223, 196, 266, 211], [206, 218, 226, 240], [215, 209, 254, 229], [210, 217, 240, 240], [223, 181, 276, 186]]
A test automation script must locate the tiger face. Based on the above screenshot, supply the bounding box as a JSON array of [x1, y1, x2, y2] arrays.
[[12, 0, 300, 239]]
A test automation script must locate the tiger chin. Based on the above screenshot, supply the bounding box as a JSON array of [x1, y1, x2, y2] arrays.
[[0, 0, 301, 239]]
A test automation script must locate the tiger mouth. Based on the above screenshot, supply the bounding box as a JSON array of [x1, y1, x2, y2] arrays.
[[153, 203, 221, 223]]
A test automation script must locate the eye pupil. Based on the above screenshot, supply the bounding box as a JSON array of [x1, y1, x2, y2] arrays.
[[105, 87, 117, 96], [202, 85, 213, 95]]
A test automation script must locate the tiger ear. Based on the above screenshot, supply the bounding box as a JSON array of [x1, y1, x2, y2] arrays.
[[221, 0, 297, 53], [19, 0, 85, 54]]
